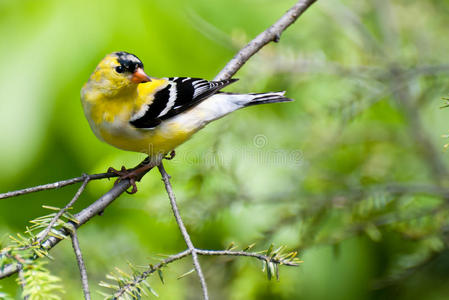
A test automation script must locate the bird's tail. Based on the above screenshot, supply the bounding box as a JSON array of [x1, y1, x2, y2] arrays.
[[243, 91, 294, 107], [194, 91, 293, 125]]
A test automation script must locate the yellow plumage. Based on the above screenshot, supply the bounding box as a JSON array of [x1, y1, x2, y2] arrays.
[[81, 51, 292, 160], [81, 53, 200, 156], [81, 51, 292, 192]]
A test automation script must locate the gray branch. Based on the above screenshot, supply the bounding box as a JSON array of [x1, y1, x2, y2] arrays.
[[112, 246, 301, 297], [0, 178, 136, 279], [36, 176, 90, 244], [0, 0, 317, 283], [0, 172, 115, 200], [214, 0, 318, 81], [195, 249, 301, 266], [111, 161, 303, 298], [68, 224, 91, 300], [112, 249, 192, 299], [158, 163, 209, 300]]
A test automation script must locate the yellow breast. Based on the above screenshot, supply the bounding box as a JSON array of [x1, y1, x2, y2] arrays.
[[82, 78, 193, 155], [99, 121, 193, 155]]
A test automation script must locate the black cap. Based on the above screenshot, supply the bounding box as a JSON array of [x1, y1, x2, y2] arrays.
[[114, 51, 144, 73]]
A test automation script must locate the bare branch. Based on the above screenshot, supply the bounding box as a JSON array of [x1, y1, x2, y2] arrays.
[[36, 176, 90, 244], [0, 172, 115, 200], [195, 249, 302, 266], [0, 0, 318, 282], [0, 176, 139, 279], [158, 163, 209, 300], [109, 245, 301, 297], [214, 0, 318, 81], [112, 249, 192, 299], [68, 224, 91, 300]]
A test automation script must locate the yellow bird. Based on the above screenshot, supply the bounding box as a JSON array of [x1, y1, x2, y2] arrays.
[[81, 51, 292, 192]]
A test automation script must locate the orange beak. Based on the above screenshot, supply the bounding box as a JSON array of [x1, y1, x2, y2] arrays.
[[131, 68, 152, 83]]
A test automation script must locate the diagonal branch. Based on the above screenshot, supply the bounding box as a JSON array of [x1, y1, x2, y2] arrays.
[[0, 168, 150, 279], [214, 0, 318, 81], [110, 249, 192, 299], [36, 175, 90, 244], [68, 224, 91, 300], [0, 0, 317, 281], [158, 163, 209, 300]]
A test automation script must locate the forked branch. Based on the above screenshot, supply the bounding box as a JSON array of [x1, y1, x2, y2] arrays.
[[0, 1, 317, 296]]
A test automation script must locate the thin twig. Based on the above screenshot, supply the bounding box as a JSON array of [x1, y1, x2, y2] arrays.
[[0, 171, 143, 279], [112, 249, 192, 299], [36, 176, 90, 244], [214, 0, 318, 81], [0, 0, 317, 280], [68, 224, 91, 300], [195, 249, 301, 266], [158, 163, 209, 300], [18, 267, 29, 300], [111, 246, 302, 297], [0, 172, 115, 200]]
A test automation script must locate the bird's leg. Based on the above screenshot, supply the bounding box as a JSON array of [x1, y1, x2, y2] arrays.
[[107, 158, 155, 194]]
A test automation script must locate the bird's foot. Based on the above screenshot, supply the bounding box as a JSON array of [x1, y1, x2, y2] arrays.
[[164, 150, 176, 160], [107, 160, 156, 194], [107, 166, 128, 178], [107, 166, 140, 194]]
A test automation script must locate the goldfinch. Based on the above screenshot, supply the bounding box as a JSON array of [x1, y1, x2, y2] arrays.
[[81, 51, 292, 192]]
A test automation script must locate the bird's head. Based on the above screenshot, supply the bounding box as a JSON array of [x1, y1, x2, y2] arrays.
[[85, 51, 151, 97]]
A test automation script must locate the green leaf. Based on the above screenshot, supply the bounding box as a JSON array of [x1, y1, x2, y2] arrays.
[[157, 269, 164, 284], [243, 243, 256, 252], [177, 268, 195, 280]]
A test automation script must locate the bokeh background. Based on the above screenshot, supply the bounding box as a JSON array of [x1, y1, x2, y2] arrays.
[[2, 0, 449, 299]]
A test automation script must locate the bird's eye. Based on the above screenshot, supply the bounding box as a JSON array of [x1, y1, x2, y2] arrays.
[[115, 66, 124, 73]]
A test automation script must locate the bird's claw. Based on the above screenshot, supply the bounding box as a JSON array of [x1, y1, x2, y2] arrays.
[[107, 166, 139, 194], [126, 177, 138, 194], [107, 166, 127, 176]]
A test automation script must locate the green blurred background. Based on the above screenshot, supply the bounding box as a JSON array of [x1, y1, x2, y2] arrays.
[[2, 0, 449, 299]]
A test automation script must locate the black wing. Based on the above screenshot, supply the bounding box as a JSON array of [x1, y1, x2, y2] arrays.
[[130, 77, 238, 129]]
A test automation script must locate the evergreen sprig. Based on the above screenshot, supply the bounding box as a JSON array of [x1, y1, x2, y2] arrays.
[[18, 261, 64, 300]]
